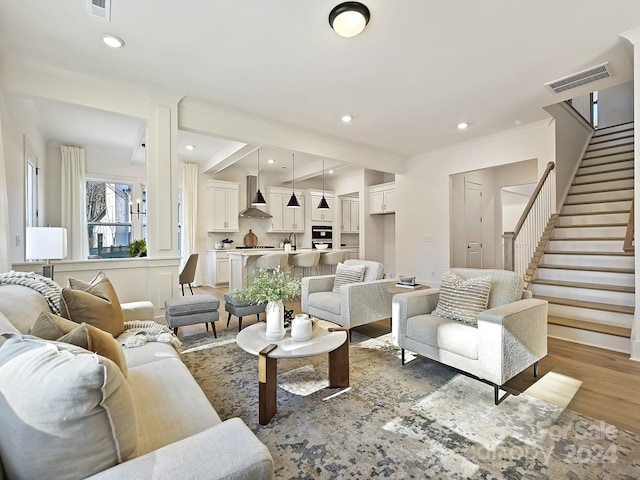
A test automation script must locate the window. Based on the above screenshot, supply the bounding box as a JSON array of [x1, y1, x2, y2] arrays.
[[25, 139, 38, 228], [86, 180, 135, 258]]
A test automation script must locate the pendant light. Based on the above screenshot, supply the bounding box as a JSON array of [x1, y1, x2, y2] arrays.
[[317, 159, 330, 209], [287, 153, 300, 208], [251, 148, 267, 206]]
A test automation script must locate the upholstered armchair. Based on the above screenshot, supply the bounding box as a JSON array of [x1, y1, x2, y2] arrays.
[[301, 259, 397, 331], [392, 268, 548, 404]]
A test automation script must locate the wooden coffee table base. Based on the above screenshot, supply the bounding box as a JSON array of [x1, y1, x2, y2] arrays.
[[258, 328, 349, 425]]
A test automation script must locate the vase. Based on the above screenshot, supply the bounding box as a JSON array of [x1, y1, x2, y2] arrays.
[[265, 300, 285, 341]]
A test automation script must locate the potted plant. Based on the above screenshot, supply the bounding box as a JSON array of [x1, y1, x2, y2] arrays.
[[128, 238, 147, 257], [233, 266, 300, 341]]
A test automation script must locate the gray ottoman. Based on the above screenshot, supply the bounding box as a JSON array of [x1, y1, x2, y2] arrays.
[[165, 294, 220, 337], [224, 293, 267, 331]]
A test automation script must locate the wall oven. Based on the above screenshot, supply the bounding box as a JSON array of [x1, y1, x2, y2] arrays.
[[311, 225, 333, 249]]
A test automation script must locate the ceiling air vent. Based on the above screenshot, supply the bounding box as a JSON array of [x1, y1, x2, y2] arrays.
[[88, 0, 111, 21], [544, 62, 612, 94]]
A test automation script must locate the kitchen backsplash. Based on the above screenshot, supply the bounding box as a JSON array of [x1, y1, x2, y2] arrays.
[[208, 217, 305, 249]]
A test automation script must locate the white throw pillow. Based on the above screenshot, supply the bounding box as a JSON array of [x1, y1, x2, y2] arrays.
[[332, 262, 366, 293], [0, 333, 137, 480], [432, 270, 492, 325]]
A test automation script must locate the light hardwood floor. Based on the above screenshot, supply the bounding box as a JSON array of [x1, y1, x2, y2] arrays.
[[188, 285, 640, 435]]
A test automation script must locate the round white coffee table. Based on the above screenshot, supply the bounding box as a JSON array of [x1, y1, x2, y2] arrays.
[[236, 319, 349, 425]]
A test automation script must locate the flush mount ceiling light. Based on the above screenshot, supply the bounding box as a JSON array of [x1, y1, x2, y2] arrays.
[[287, 154, 300, 208], [101, 33, 125, 48], [341, 114, 353, 123], [329, 2, 370, 38], [185, 144, 195, 150], [317, 159, 330, 210], [457, 122, 469, 130], [252, 148, 267, 206]]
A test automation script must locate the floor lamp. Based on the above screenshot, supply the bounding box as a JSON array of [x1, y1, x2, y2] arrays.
[[26, 227, 68, 280]]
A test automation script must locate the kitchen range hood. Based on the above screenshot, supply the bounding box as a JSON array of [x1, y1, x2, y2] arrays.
[[239, 176, 272, 218]]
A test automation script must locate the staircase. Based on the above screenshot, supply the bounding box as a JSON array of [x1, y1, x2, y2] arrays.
[[530, 121, 635, 353]]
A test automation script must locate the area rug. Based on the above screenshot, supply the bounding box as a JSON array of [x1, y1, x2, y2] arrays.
[[181, 330, 640, 479]]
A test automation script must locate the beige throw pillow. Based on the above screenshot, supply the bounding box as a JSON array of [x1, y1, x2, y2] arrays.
[[60, 272, 125, 337], [0, 333, 137, 480], [58, 323, 128, 377], [29, 311, 80, 340], [432, 270, 492, 325], [332, 262, 366, 294]]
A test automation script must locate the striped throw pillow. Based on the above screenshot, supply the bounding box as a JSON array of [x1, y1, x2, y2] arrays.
[[432, 270, 492, 325], [332, 262, 366, 293]]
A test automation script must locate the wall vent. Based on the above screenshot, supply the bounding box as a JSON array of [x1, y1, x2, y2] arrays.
[[88, 0, 111, 21], [544, 62, 612, 94]]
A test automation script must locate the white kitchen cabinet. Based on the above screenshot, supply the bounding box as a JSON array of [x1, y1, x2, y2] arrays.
[[306, 190, 334, 224], [207, 250, 229, 286], [266, 187, 305, 232], [207, 180, 239, 232], [341, 199, 359, 233], [368, 182, 395, 214]]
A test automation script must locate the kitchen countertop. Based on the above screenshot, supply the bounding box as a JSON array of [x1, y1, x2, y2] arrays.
[[225, 248, 344, 256]]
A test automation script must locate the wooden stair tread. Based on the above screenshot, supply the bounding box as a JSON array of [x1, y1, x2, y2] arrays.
[[559, 210, 630, 217], [544, 250, 633, 256], [589, 133, 634, 145], [586, 141, 634, 153], [547, 315, 631, 338], [565, 198, 633, 206], [568, 187, 633, 195], [572, 177, 634, 187], [550, 236, 624, 241], [581, 150, 634, 161], [555, 223, 627, 228], [535, 295, 635, 314], [538, 263, 634, 274], [532, 278, 634, 293], [575, 166, 634, 177]]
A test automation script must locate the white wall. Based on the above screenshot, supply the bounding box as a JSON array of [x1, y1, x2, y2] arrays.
[[396, 121, 555, 285], [598, 81, 634, 128]]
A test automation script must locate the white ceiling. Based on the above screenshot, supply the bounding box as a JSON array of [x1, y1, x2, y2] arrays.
[[1, 1, 639, 174]]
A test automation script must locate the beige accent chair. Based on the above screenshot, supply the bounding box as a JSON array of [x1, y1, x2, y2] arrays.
[[301, 259, 397, 332], [392, 268, 548, 404], [179, 253, 199, 295]]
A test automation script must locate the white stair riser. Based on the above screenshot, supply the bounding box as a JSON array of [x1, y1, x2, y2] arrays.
[[573, 169, 633, 184], [566, 190, 633, 204], [587, 137, 634, 151], [532, 284, 634, 307], [536, 268, 634, 287], [570, 178, 634, 194], [562, 200, 632, 215], [581, 151, 633, 167], [548, 304, 634, 328], [548, 239, 624, 251], [583, 144, 634, 159], [577, 160, 633, 175], [548, 325, 630, 354], [593, 123, 634, 135], [592, 128, 633, 140], [557, 212, 629, 226], [553, 225, 626, 238], [542, 253, 634, 269]]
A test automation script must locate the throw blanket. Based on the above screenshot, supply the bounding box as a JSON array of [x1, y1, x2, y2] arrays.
[[118, 320, 182, 350], [0, 271, 62, 315]]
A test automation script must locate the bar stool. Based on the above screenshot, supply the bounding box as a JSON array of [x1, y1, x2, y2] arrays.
[[289, 251, 321, 278], [255, 252, 288, 271], [318, 250, 347, 274]]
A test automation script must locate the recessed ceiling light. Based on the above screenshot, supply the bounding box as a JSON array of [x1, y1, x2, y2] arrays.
[[329, 169, 334, 174], [101, 34, 125, 48], [514, 120, 522, 125], [457, 122, 469, 130], [342, 115, 353, 123], [186, 145, 195, 150], [267, 158, 275, 164]]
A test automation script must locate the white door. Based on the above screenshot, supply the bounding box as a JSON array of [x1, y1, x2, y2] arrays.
[[464, 180, 483, 268]]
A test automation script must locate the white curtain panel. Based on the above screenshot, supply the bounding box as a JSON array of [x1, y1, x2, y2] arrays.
[[61, 145, 89, 260], [0, 114, 11, 272], [181, 162, 199, 279]]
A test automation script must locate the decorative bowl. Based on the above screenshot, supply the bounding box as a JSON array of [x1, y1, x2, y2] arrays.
[[316, 243, 329, 250], [399, 275, 415, 285]]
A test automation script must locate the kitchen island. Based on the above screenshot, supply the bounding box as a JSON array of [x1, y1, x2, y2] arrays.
[[227, 249, 345, 293]]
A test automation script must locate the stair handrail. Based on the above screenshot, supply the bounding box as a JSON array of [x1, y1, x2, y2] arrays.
[[504, 161, 555, 275], [623, 200, 634, 253], [513, 162, 556, 238]]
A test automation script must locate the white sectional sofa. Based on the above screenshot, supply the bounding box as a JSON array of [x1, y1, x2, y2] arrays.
[[0, 284, 274, 480]]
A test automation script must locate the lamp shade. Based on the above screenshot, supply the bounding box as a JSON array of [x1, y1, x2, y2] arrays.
[[26, 227, 67, 260], [252, 189, 267, 206]]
